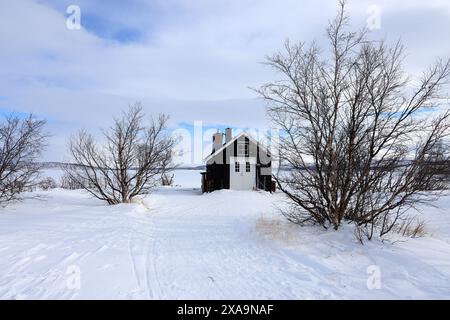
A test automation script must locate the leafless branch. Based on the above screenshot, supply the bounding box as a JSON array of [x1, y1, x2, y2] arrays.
[[65, 103, 177, 204], [256, 1, 450, 241]]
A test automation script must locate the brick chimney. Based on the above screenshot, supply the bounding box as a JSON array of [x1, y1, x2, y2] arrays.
[[212, 131, 223, 153], [225, 128, 232, 143]]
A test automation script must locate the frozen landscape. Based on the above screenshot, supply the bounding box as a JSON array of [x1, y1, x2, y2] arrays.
[[1, 169, 450, 299]]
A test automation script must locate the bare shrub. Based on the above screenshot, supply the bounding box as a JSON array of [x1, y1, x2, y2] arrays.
[[39, 177, 57, 190], [417, 141, 450, 190], [257, 1, 450, 241], [161, 172, 174, 186], [355, 216, 426, 243], [60, 172, 84, 190], [0, 114, 47, 205], [396, 217, 427, 238], [65, 103, 176, 204]]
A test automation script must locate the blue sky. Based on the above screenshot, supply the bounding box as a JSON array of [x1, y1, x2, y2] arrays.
[[1, 0, 450, 162], [39, 0, 158, 43]]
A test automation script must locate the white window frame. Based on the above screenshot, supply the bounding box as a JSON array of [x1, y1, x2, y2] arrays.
[[237, 142, 249, 156]]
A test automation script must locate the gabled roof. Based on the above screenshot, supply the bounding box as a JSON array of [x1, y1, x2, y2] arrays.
[[204, 132, 270, 162]]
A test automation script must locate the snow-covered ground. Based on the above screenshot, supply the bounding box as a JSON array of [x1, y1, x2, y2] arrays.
[[1, 170, 450, 299]]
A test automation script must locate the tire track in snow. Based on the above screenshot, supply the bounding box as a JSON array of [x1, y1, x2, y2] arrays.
[[133, 192, 282, 299], [125, 209, 165, 299], [148, 200, 241, 299], [127, 229, 156, 299], [127, 236, 143, 295], [145, 236, 163, 299]]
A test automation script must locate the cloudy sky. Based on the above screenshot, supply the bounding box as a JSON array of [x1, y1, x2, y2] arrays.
[[1, 0, 450, 162]]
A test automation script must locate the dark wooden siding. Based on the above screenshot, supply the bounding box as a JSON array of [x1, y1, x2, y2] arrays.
[[203, 134, 272, 192]]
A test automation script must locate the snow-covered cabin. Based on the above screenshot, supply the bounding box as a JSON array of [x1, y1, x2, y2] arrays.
[[201, 129, 273, 192]]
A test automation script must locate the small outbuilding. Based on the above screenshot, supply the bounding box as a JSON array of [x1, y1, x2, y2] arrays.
[[201, 128, 273, 192]]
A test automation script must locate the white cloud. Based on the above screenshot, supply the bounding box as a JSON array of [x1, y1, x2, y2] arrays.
[[0, 0, 449, 161]]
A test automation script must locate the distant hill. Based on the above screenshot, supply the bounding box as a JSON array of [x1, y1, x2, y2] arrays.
[[38, 162, 206, 171]]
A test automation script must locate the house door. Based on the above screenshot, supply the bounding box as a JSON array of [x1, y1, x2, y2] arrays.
[[229, 157, 256, 190]]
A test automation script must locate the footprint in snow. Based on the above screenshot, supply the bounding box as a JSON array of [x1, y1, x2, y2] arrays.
[[34, 255, 47, 261], [98, 263, 115, 270], [61, 252, 80, 264]]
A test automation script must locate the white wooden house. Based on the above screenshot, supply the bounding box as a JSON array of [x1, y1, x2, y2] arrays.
[[201, 129, 273, 192]]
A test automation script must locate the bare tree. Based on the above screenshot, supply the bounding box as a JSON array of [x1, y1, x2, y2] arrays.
[[257, 1, 450, 241], [39, 177, 57, 190], [65, 104, 176, 204], [0, 114, 47, 205], [421, 140, 450, 187], [60, 171, 84, 190], [161, 172, 174, 186]]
